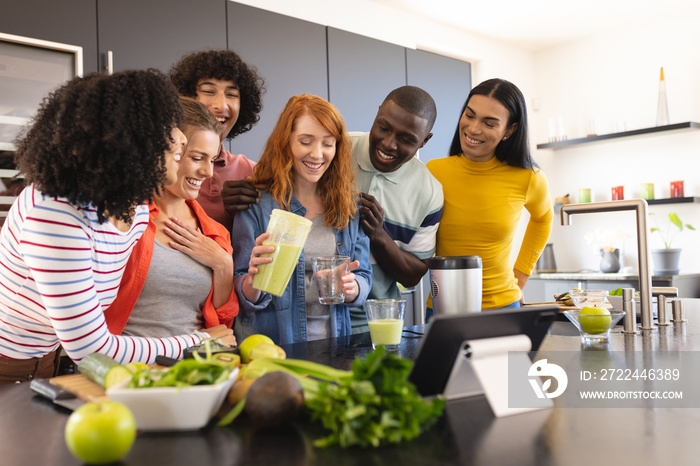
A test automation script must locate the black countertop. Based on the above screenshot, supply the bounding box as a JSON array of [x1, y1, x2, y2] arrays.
[[4, 308, 700, 465]]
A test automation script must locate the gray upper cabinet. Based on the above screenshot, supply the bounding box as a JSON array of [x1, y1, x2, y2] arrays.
[[2, 0, 473, 164], [406, 49, 471, 163], [226, 3, 328, 161], [1, 0, 98, 73], [327, 28, 406, 133], [96, 0, 227, 74]]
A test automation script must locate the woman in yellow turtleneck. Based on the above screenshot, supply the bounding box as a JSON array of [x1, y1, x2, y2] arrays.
[[426, 78, 552, 311]]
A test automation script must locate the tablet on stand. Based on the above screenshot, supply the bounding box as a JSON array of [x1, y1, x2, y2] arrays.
[[408, 306, 559, 417]]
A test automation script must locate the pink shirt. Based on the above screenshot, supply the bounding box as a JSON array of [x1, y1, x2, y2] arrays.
[[197, 145, 256, 232]]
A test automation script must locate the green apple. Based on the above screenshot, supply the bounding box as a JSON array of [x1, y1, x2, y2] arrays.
[[579, 306, 612, 334], [239, 334, 274, 363], [64, 401, 136, 464]]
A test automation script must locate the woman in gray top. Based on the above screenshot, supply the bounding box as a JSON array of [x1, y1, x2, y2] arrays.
[[105, 97, 238, 343]]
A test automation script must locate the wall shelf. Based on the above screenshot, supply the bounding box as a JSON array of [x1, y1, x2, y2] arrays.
[[537, 121, 700, 150], [647, 196, 700, 205]]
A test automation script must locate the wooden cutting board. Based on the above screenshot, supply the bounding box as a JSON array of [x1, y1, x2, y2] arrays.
[[523, 302, 613, 311], [49, 363, 169, 402], [50, 374, 109, 403]]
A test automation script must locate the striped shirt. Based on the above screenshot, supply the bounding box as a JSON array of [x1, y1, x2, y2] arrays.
[[0, 185, 203, 364], [349, 132, 443, 300]]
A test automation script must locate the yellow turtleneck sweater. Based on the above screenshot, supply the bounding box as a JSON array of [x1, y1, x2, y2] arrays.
[[426, 155, 553, 310]]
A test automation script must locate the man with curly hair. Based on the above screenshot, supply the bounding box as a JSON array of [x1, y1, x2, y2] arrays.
[[170, 49, 265, 232]]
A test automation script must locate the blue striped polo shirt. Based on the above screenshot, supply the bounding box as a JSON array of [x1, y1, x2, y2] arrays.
[[349, 133, 443, 329]]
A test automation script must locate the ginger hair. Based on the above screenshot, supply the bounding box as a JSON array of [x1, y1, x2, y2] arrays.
[[253, 95, 357, 230]]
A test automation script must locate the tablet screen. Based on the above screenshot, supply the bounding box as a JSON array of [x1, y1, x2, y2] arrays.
[[408, 306, 559, 397]]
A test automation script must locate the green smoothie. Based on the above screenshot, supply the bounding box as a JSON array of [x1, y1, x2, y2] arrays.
[[252, 243, 304, 297], [368, 319, 403, 346]]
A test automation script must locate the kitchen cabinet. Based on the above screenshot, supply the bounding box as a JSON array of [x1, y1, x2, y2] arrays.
[[0, 33, 83, 153], [327, 27, 406, 132], [1, 0, 98, 73], [3, 1, 473, 160], [523, 272, 700, 302], [537, 121, 700, 150], [226, 5, 472, 159], [96, 0, 226, 74], [3, 0, 227, 76], [226, 2, 328, 160], [406, 48, 471, 162], [326, 29, 472, 150]]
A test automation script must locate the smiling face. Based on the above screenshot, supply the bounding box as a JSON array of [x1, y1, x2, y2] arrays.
[[458, 94, 517, 162], [195, 78, 240, 139], [163, 127, 187, 186], [290, 114, 336, 190], [165, 129, 220, 200], [368, 100, 432, 173]]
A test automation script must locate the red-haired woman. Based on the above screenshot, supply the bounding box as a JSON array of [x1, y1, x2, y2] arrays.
[[233, 95, 372, 344]]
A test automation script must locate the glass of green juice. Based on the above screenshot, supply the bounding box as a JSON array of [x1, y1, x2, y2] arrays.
[[252, 209, 313, 297], [365, 299, 405, 351]]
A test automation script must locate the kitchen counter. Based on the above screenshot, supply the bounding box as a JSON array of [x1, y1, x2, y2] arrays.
[[4, 304, 700, 465], [525, 272, 700, 302], [532, 271, 700, 281]]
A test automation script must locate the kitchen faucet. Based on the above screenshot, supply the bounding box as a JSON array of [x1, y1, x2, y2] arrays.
[[560, 200, 654, 330]]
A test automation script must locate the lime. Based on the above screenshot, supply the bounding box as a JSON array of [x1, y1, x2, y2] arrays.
[[239, 334, 274, 363]]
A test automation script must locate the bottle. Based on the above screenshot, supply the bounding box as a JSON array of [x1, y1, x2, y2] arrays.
[[656, 67, 670, 126]]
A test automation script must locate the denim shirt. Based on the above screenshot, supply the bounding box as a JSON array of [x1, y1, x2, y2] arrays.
[[232, 191, 372, 345]]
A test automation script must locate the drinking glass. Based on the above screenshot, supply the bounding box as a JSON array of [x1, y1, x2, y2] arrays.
[[312, 256, 350, 305], [364, 299, 405, 351]]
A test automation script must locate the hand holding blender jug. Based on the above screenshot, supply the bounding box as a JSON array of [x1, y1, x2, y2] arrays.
[[252, 209, 313, 296]]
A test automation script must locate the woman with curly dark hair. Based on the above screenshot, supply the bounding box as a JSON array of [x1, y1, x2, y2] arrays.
[[233, 95, 372, 345], [170, 49, 265, 231], [0, 69, 233, 383]]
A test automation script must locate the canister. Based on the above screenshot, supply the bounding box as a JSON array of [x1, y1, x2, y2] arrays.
[[429, 256, 482, 315]]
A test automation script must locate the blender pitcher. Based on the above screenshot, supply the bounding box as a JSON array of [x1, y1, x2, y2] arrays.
[[252, 209, 313, 296]]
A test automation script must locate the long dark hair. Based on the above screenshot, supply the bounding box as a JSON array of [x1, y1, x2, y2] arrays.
[[449, 78, 537, 170]]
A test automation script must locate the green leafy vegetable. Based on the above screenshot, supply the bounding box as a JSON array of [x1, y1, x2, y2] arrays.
[[218, 349, 444, 447], [218, 398, 246, 426], [305, 347, 445, 448], [608, 288, 639, 297], [128, 357, 232, 388]]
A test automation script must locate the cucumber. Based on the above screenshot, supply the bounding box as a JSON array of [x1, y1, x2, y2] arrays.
[[104, 366, 133, 389], [78, 353, 125, 388]]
